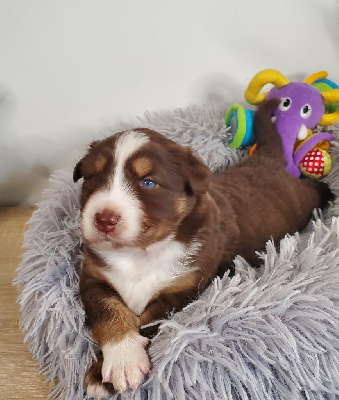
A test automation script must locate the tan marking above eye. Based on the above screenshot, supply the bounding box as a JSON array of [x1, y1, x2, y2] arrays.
[[132, 157, 152, 177], [95, 155, 107, 173]]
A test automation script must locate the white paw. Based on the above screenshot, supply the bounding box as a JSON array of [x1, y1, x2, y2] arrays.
[[102, 332, 151, 392], [87, 383, 111, 399]]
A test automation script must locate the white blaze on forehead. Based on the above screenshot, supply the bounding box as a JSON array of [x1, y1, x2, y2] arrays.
[[112, 131, 149, 190], [81, 130, 149, 246]]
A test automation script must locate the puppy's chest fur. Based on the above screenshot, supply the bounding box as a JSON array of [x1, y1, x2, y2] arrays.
[[96, 238, 200, 316]]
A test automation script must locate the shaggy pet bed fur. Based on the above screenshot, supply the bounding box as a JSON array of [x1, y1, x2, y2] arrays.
[[15, 102, 339, 400]]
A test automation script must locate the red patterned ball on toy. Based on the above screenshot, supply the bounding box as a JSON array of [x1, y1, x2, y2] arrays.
[[300, 148, 332, 179]]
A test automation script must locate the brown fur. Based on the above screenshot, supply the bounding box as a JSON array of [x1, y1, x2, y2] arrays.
[[94, 154, 108, 174], [84, 354, 114, 394], [74, 99, 333, 395]]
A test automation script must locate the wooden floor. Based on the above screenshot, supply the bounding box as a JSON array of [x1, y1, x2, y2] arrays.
[[0, 207, 50, 399]]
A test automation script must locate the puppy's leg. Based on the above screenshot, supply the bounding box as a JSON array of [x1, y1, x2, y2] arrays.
[[80, 271, 151, 395], [85, 355, 114, 399], [139, 271, 206, 332]]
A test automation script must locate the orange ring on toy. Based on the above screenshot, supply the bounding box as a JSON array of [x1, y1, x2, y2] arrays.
[[248, 143, 257, 156]]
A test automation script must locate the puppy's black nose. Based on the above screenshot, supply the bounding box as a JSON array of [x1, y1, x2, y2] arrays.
[[95, 210, 120, 234]]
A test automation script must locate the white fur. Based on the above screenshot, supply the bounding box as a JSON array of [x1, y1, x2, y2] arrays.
[[82, 131, 149, 247], [113, 130, 149, 191], [97, 237, 200, 315], [86, 383, 111, 400], [101, 332, 151, 392]]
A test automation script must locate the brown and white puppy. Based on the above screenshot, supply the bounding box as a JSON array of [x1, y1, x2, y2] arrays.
[[73, 99, 333, 398]]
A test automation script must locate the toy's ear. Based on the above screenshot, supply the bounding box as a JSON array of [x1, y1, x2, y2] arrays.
[[244, 69, 290, 105], [319, 89, 339, 125]]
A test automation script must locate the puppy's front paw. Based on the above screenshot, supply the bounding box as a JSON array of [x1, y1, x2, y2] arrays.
[[102, 332, 151, 392], [85, 355, 115, 399]]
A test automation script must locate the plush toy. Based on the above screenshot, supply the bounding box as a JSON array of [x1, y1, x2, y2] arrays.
[[311, 73, 339, 114], [226, 70, 339, 178], [226, 104, 255, 148]]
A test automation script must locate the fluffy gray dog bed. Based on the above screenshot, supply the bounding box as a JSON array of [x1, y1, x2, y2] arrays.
[[15, 102, 339, 400]]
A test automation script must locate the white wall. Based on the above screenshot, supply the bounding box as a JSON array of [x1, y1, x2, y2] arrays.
[[1, 0, 339, 205]]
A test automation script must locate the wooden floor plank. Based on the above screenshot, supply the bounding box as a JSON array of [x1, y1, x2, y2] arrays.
[[0, 207, 50, 399]]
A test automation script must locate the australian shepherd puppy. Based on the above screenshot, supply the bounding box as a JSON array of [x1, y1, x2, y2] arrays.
[[73, 99, 332, 398]]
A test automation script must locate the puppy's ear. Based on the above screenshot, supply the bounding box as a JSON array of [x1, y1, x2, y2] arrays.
[[73, 141, 100, 183], [73, 160, 83, 182], [181, 147, 210, 195]]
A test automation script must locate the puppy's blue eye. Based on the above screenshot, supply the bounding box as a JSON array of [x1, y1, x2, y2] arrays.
[[141, 178, 157, 188]]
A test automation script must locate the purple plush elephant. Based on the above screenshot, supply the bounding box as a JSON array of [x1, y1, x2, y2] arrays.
[[267, 82, 333, 178], [244, 70, 339, 178]]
